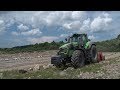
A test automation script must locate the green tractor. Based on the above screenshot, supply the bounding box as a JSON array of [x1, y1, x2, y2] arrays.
[[51, 33, 104, 69]]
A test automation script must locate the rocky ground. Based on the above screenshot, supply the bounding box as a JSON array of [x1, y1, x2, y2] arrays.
[[0, 50, 120, 79], [0, 50, 57, 71]]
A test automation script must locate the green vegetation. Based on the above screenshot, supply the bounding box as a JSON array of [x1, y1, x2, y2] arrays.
[[0, 63, 106, 79], [0, 41, 64, 54], [96, 35, 120, 52], [0, 34, 120, 54]]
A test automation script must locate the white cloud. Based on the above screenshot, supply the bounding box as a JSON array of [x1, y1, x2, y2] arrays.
[[90, 12, 112, 32], [17, 24, 29, 31], [11, 31, 19, 36], [44, 12, 62, 26], [60, 34, 68, 38], [80, 18, 91, 33], [21, 28, 42, 36], [12, 28, 42, 36], [0, 11, 117, 48], [71, 11, 86, 20], [7, 11, 87, 28], [88, 35, 95, 40], [63, 21, 81, 30], [0, 19, 5, 34], [27, 36, 59, 44], [0, 20, 4, 24], [63, 23, 72, 29]]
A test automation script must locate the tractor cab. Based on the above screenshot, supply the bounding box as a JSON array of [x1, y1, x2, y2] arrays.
[[67, 33, 89, 48]]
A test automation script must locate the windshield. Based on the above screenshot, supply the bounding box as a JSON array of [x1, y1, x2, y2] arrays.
[[69, 37, 78, 43]]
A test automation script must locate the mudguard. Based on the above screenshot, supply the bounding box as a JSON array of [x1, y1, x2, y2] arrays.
[[86, 41, 96, 49]]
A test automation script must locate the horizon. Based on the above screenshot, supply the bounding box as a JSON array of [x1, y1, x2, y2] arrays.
[[0, 35, 118, 49], [0, 11, 120, 48]]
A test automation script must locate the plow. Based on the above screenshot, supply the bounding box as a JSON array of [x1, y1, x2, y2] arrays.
[[51, 33, 105, 69]]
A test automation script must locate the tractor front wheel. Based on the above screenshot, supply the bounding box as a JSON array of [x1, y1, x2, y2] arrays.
[[71, 50, 85, 69]]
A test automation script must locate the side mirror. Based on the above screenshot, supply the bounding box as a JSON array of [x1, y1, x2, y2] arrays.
[[65, 38, 67, 41], [88, 39, 91, 41]]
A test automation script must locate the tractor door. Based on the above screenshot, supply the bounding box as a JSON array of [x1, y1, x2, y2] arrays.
[[78, 36, 84, 48]]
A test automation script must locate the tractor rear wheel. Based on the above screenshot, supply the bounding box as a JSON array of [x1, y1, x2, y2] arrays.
[[90, 45, 98, 63], [71, 50, 85, 69]]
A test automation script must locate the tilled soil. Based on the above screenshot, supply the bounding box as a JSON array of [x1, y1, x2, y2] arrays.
[[0, 50, 57, 71], [0, 51, 120, 79]]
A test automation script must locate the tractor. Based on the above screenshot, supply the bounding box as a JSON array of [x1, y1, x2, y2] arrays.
[[51, 33, 105, 69]]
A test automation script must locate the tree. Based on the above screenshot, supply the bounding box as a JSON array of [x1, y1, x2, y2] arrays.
[[117, 34, 120, 39]]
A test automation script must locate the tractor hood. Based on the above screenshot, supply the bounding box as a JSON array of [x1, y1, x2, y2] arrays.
[[59, 42, 78, 49], [59, 43, 71, 49]]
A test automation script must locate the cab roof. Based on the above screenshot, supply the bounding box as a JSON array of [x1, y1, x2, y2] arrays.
[[71, 33, 87, 37]]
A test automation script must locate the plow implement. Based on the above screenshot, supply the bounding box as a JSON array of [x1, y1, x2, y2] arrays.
[[97, 52, 105, 62]]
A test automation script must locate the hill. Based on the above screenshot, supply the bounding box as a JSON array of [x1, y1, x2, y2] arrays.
[[0, 34, 120, 54], [96, 34, 120, 52]]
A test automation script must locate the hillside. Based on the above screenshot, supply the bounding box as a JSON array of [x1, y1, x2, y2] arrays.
[[0, 34, 120, 54], [96, 34, 120, 52], [0, 41, 64, 54]]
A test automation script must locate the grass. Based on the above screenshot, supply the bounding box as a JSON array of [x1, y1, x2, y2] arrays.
[[0, 63, 105, 79], [0, 56, 119, 79], [80, 63, 103, 73]]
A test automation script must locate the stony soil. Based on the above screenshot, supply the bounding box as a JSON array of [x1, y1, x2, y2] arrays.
[[0, 51, 120, 79]]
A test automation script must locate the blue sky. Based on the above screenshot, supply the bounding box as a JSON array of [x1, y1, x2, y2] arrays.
[[0, 11, 120, 48]]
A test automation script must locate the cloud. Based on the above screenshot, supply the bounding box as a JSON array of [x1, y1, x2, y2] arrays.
[[17, 24, 29, 31], [21, 28, 42, 36], [0, 20, 4, 24], [27, 36, 59, 44], [60, 34, 68, 38], [79, 18, 91, 33], [0, 11, 118, 48], [12, 28, 42, 36], [90, 12, 112, 33], [71, 11, 86, 20], [63, 21, 81, 30], [11, 31, 19, 36], [62, 12, 113, 34], [88, 35, 95, 40], [0, 19, 6, 34]]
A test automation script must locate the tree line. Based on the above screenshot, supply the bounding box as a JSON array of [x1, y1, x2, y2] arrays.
[[0, 34, 120, 54]]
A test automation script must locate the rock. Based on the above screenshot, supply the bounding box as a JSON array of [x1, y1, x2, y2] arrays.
[[5, 58, 9, 61], [18, 69, 27, 74], [38, 56, 40, 58], [38, 56, 42, 58], [43, 64, 53, 69], [28, 77, 31, 79], [66, 67, 74, 71], [48, 64, 54, 68], [28, 68, 33, 71], [59, 71, 66, 76], [33, 64, 40, 71], [43, 65, 49, 69], [13, 58, 18, 60]]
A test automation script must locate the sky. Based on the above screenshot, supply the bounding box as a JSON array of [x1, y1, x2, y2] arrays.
[[0, 11, 120, 48]]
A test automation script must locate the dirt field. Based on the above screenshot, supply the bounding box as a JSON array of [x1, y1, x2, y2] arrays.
[[0, 50, 120, 79], [0, 50, 57, 71]]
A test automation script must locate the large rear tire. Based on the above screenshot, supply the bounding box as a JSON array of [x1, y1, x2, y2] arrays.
[[90, 45, 98, 63], [71, 50, 85, 69]]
